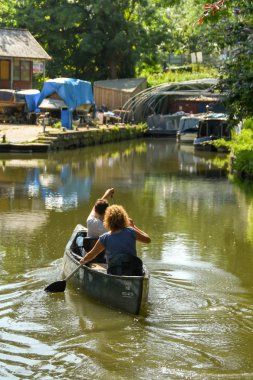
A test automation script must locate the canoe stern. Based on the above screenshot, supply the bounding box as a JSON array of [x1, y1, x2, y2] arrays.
[[63, 248, 148, 315]]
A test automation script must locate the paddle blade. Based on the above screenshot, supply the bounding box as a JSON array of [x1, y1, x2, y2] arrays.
[[44, 280, 66, 293]]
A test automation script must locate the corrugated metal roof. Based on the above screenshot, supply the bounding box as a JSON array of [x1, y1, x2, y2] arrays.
[[94, 78, 146, 92], [0, 28, 51, 60]]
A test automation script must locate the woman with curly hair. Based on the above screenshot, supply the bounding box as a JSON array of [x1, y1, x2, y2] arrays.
[[80, 204, 151, 275]]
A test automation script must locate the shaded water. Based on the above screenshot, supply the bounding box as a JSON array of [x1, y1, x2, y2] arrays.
[[1, 138, 253, 379]]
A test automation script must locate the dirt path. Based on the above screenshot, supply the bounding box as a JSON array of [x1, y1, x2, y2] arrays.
[[0, 124, 56, 143]]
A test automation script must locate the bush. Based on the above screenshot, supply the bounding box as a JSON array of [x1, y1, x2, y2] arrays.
[[242, 118, 253, 131], [52, 122, 62, 129], [228, 128, 253, 178], [233, 150, 253, 178], [139, 65, 218, 87], [230, 129, 253, 154]]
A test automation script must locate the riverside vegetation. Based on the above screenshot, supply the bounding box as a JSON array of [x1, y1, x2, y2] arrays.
[[142, 66, 253, 180]]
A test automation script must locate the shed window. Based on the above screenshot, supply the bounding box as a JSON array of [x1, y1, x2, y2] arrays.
[[13, 59, 31, 81], [0, 60, 10, 80]]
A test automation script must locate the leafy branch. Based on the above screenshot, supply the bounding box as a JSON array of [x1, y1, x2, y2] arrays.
[[196, 0, 227, 25]]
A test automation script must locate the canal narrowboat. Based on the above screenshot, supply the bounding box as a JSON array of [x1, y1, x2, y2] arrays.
[[146, 112, 187, 137], [177, 113, 203, 144], [193, 113, 231, 151], [62, 224, 149, 315]]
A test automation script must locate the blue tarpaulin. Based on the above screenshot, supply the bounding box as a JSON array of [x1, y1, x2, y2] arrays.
[[38, 78, 94, 111], [61, 108, 72, 129], [25, 92, 41, 112], [16, 90, 41, 112]]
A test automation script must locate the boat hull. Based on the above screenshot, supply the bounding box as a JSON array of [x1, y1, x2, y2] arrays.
[[177, 131, 197, 144], [62, 225, 149, 315]]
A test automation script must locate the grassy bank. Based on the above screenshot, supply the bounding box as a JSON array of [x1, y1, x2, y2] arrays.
[[228, 128, 253, 179]]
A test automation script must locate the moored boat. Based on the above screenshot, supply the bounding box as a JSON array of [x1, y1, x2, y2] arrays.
[[146, 112, 187, 137], [193, 113, 230, 151], [62, 224, 149, 315], [176, 114, 203, 144]]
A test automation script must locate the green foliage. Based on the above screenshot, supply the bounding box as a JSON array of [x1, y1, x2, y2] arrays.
[[233, 149, 253, 177], [197, 1, 253, 122], [111, 126, 120, 133], [0, 0, 17, 26], [211, 124, 253, 177], [140, 64, 218, 87], [52, 122, 62, 129], [225, 128, 253, 177], [3, 0, 220, 82], [242, 118, 253, 131], [11, 0, 176, 81], [33, 74, 50, 91], [211, 138, 231, 149], [134, 123, 148, 134], [228, 129, 253, 154]]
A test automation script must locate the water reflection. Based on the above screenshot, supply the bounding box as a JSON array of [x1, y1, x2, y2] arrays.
[[177, 143, 228, 177], [1, 138, 253, 379], [0, 158, 92, 211], [0, 140, 229, 213]]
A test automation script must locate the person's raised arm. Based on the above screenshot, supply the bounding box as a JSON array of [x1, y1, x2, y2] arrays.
[[88, 188, 114, 216], [128, 219, 151, 244], [101, 188, 114, 200]]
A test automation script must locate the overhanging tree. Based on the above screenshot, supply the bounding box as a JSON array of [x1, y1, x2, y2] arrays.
[[196, 0, 253, 122], [12, 0, 173, 81]]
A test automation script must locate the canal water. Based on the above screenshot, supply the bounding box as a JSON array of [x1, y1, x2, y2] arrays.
[[0, 138, 253, 379]]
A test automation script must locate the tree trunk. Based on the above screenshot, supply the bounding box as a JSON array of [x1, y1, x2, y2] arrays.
[[108, 60, 119, 79]]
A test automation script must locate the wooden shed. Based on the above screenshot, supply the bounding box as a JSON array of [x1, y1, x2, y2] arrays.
[[93, 78, 147, 111], [0, 28, 51, 90]]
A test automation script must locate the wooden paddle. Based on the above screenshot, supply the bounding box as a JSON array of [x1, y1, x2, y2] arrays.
[[44, 264, 83, 293]]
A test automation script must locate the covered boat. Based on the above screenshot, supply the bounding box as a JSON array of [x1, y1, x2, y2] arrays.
[[146, 112, 187, 137], [37, 78, 95, 129], [193, 113, 231, 151], [62, 224, 149, 315], [177, 114, 203, 144]]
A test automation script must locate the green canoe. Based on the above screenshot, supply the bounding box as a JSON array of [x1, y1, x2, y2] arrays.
[[62, 224, 149, 315]]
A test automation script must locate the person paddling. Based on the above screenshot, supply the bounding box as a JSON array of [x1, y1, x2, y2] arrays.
[[86, 188, 114, 237], [80, 204, 151, 275]]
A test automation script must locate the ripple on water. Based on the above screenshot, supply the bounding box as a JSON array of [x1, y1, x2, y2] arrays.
[[139, 263, 253, 377], [1, 255, 253, 379], [0, 276, 57, 378]]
